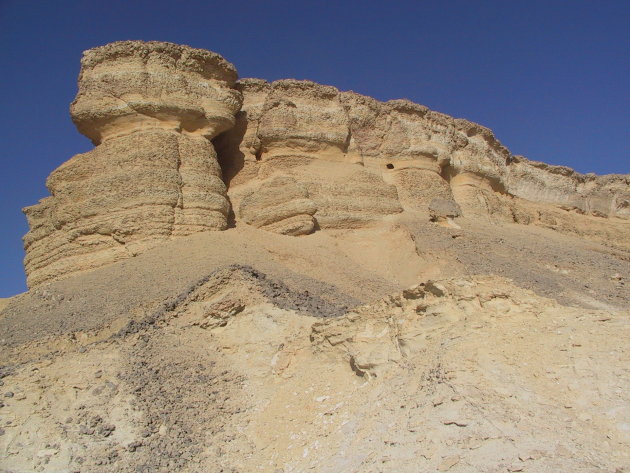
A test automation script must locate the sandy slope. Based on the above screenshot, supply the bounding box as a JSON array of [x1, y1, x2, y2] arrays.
[[1, 217, 629, 473]]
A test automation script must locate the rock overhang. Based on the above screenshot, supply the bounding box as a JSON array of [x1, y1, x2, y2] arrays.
[[21, 40, 630, 287], [71, 40, 242, 144]]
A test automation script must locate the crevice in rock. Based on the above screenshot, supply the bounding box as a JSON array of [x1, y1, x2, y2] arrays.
[[338, 96, 364, 162], [342, 126, 352, 155], [174, 136, 184, 210], [439, 162, 455, 183], [212, 111, 248, 190]]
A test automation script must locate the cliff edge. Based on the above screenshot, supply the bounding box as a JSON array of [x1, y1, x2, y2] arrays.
[[22, 41, 630, 288]]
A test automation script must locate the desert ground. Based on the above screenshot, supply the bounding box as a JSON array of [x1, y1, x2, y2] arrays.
[[2, 215, 629, 473], [2, 40, 629, 473]]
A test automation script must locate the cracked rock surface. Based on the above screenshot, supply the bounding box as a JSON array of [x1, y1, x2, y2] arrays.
[[22, 41, 630, 288], [23, 41, 242, 287]]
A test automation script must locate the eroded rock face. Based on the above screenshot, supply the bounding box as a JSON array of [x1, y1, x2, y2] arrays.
[[239, 176, 317, 236], [23, 41, 242, 287], [218, 81, 513, 222], [218, 77, 628, 230], [217, 79, 404, 231], [23, 41, 629, 286], [506, 156, 630, 218]]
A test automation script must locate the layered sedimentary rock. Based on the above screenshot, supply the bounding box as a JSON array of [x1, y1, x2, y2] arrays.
[[239, 176, 317, 236], [23, 41, 629, 286], [23, 41, 242, 287], [218, 77, 629, 227], [506, 155, 630, 217], [217, 79, 404, 231]]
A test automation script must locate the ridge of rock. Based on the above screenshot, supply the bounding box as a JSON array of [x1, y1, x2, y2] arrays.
[[23, 41, 242, 287], [21, 41, 630, 287], [221, 77, 629, 222]]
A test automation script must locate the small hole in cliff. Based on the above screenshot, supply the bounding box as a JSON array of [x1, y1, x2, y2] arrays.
[[255, 148, 263, 161], [386, 163, 394, 169]]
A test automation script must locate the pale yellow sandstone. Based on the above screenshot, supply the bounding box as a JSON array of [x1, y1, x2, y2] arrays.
[[22, 41, 630, 287], [23, 41, 242, 287]]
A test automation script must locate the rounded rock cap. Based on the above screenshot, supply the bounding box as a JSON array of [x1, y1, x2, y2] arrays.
[[79, 40, 238, 83], [71, 40, 242, 144]]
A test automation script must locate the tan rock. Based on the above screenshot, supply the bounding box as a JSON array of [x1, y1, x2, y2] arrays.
[[507, 155, 630, 218], [258, 80, 352, 164], [239, 176, 317, 236], [304, 164, 403, 229], [438, 455, 460, 471], [22, 41, 630, 287], [23, 41, 242, 287], [428, 198, 462, 222], [7, 41, 630, 473], [71, 40, 241, 144], [220, 80, 404, 230], [226, 76, 628, 226], [213, 78, 271, 188], [223, 76, 629, 234], [311, 276, 553, 378]]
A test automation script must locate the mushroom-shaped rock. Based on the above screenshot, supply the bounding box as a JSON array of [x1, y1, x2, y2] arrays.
[[71, 40, 241, 144], [23, 41, 242, 287]]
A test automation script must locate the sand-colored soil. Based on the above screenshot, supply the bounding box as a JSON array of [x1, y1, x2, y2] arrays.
[[1, 216, 629, 473]]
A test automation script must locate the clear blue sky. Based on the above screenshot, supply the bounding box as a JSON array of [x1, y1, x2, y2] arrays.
[[1, 0, 628, 296]]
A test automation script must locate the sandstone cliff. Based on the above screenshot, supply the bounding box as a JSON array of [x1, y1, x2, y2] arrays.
[[218, 77, 629, 226], [6, 39, 630, 473], [22, 41, 629, 287], [23, 41, 242, 287]]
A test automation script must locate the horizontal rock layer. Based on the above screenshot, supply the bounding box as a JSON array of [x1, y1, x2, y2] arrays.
[[217, 78, 629, 223], [23, 41, 629, 287], [23, 132, 231, 287], [23, 41, 241, 287]]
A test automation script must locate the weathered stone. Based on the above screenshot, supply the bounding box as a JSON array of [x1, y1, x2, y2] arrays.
[[239, 176, 317, 236], [22, 41, 629, 287], [428, 198, 462, 221], [23, 41, 242, 287]]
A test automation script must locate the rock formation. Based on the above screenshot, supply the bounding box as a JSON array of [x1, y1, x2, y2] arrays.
[[22, 41, 629, 287], [6, 40, 630, 473], [506, 155, 630, 217], [219, 79, 404, 231], [239, 176, 317, 236], [219, 78, 630, 224], [23, 41, 242, 287]]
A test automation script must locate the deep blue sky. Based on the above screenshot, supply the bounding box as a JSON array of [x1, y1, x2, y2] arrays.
[[1, 0, 628, 296]]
